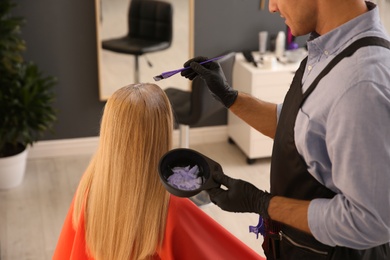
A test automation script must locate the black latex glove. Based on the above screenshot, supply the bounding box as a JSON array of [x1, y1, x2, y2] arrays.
[[181, 56, 238, 108], [207, 171, 274, 219]]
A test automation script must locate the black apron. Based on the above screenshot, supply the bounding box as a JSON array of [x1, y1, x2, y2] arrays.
[[264, 36, 390, 260]]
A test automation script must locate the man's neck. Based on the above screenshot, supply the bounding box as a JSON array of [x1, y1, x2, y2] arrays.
[[316, 0, 368, 35]]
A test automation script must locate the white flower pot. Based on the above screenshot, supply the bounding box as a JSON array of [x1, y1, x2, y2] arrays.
[[0, 147, 28, 189]]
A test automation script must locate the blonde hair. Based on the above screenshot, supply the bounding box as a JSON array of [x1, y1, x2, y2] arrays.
[[73, 83, 172, 259]]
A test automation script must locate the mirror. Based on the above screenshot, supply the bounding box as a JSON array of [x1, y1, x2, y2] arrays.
[[96, 0, 193, 100]]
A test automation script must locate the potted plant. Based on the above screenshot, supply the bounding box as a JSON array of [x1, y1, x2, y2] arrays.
[[0, 0, 57, 189]]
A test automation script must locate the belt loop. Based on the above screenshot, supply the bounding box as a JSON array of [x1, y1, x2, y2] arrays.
[[264, 219, 282, 259], [270, 235, 281, 259]]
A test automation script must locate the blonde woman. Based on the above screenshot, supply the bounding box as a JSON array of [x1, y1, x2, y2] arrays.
[[53, 83, 263, 260]]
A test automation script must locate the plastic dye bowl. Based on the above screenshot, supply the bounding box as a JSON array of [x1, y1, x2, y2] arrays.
[[158, 148, 221, 197]]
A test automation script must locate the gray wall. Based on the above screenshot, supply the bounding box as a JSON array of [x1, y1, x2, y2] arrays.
[[194, 0, 308, 57], [12, 0, 307, 140], [195, 0, 282, 56], [13, 0, 105, 141]]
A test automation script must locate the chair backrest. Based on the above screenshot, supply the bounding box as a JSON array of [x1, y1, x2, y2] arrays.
[[189, 52, 236, 124], [128, 0, 173, 42]]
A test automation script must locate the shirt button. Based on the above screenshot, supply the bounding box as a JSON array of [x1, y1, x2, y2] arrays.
[[308, 65, 313, 71], [324, 50, 329, 55]]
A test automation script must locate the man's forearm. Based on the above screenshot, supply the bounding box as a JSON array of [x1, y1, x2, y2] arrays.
[[229, 92, 278, 139], [230, 93, 311, 232], [268, 196, 312, 234]]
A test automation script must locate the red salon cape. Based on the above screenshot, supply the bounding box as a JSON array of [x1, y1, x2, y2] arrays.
[[53, 195, 264, 260]]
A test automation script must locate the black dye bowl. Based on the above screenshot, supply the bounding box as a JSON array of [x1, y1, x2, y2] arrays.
[[158, 148, 222, 197]]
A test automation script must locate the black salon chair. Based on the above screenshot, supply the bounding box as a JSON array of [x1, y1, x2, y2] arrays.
[[165, 52, 236, 148], [102, 0, 173, 83]]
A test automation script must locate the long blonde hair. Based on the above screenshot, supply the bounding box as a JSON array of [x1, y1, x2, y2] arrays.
[[73, 83, 172, 259]]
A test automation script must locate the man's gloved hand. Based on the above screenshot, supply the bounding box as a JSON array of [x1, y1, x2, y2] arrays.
[[207, 171, 274, 219], [181, 56, 238, 108]]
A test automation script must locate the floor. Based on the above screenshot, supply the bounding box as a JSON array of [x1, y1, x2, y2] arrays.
[[0, 141, 270, 259]]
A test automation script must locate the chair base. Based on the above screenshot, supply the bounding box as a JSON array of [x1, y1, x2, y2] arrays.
[[134, 55, 140, 83], [179, 124, 189, 148]]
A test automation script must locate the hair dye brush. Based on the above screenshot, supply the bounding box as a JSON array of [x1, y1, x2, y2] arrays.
[[153, 55, 226, 81]]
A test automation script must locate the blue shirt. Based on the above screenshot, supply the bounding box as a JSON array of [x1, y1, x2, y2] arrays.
[[277, 3, 390, 249]]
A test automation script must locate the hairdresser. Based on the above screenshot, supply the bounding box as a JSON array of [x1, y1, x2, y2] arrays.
[[181, 0, 390, 259]]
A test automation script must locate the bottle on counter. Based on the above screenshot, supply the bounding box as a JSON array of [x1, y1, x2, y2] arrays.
[[275, 31, 286, 59]]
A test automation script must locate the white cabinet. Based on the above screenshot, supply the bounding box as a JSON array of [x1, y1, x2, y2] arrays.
[[228, 53, 299, 163]]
